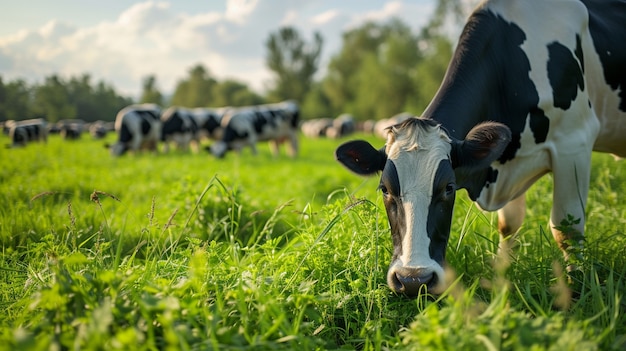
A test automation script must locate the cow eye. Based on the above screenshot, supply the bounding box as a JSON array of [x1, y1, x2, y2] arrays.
[[445, 183, 455, 196], [379, 184, 389, 196]]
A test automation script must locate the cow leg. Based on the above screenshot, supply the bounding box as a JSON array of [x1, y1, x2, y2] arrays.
[[248, 137, 258, 155], [549, 154, 590, 267], [287, 133, 299, 157], [268, 139, 280, 157], [497, 192, 526, 254], [131, 137, 142, 154]]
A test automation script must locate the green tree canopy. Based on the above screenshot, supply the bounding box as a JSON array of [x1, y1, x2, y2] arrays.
[[170, 64, 218, 107], [139, 75, 163, 105], [212, 79, 264, 107], [32, 75, 76, 123], [265, 27, 323, 103], [322, 18, 426, 120]]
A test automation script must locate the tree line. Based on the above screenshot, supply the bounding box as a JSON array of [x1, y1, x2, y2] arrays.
[[0, 2, 464, 123]]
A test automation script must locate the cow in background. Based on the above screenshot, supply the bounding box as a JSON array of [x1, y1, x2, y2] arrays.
[[88, 121, 114, 139], [210, 100, 299, 158], [56, 119, 85, 140], [109, 104, 162, 156], [7, 119, 48, 147], [161, 107, 225, 152], [301, 118, 333, 138], [326, 114, 356, 139]]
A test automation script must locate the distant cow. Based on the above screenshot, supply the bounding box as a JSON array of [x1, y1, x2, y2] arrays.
[[161, 107, 225, 152], [300, 118, 333, 138], [336, 0, 626, 296], [57, 119, 85, 140], [110, 104, 162, 156], [88, 121, 114, 139], [210, 101, 300, 158], [326, 114, 356, 139], [8, 119, 48, 147]]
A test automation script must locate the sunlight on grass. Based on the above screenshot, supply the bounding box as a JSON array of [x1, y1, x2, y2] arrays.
[[0, 134, 624, 350]]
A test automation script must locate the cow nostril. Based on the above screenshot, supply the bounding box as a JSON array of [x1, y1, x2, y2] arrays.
[[390, 271, 437, 297]]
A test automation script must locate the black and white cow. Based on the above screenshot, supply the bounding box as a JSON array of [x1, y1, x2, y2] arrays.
[[57, 119, 85, 140], [8, 119, 48, 147], [110, 104, 162, 156], [161, 107, 224, 152], [210, 100, 299, 158], [336, 0, 626, 297]]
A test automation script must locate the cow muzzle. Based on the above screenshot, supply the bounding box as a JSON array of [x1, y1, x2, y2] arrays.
[[387, 266, 443, 297]]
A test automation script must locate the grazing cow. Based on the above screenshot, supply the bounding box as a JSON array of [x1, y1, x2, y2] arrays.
[[301, 118, 333, 138], [88, 121, 113, 139], [57, 119, 85, 140], [161, 107, 224, 152], [210, 100, 299, 158], [335, 0, 626, 297], [326, 114, 356, 139], [110, 104, 162, 156], [8, 119, 48, 147]]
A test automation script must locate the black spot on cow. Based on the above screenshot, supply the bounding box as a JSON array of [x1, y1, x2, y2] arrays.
[[547, 40, 584, 110], [120, 123, 132, 143], [223, 126, 248, 142], [140, 118, 151, 135], [529, 107, 550, 143], [252, 113, 267, 134], [423, 10, 543, 164], [581, 0, 626, 111], [481, 168, 499, 189], [201, 114, 221, 134]]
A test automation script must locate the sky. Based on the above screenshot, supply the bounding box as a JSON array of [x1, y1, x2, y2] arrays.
[[0, 0, 436, 99]]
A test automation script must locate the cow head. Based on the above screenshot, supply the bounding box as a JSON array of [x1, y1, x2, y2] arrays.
[[335, 117, 510, 296], [108, 142, 128, 156]]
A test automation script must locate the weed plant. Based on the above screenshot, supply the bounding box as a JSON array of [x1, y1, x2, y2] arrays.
[[0, 134, 624, 350]]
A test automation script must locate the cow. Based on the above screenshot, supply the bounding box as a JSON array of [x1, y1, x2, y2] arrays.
[[161, 106, 225, 152], [326, 114, 356, 139], [7, 119, 48, 147], [210, 100, 299, 158], [57, 119, 85, 140], [109, 104, 162, 156], [301, 118, 333, 138], [335, 0, 626, 297], [88, 120, 114, 139]]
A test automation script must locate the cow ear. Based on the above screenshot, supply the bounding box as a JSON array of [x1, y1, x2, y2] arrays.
[[452, 122, 511, 169], [335, 140, 387, 175]]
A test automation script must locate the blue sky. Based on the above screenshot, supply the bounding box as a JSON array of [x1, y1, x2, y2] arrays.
[[0, 0, 436, 98]]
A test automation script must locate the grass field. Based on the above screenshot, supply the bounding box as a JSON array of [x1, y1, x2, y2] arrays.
[[0, 132, 625, 350]]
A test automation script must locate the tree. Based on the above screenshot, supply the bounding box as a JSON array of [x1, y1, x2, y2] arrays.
[[0, 77, 33, 121], [170, 64, 217, 107], [322, 19, 423, 120], [213, 79, 264, 107], [139, 75, 163, 105], [32, 75, 76, 123], [265, 27, 323, 103]]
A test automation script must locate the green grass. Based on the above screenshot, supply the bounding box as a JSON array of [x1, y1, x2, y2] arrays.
[[0, 133, 624, 350]]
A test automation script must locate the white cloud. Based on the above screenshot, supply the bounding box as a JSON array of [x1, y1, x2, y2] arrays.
[[0, 0, 436, 99]]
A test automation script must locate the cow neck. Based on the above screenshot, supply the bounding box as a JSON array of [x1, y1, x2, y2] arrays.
[[422, 8, 536, 151]]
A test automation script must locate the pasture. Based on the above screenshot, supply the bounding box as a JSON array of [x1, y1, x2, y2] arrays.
[[0, 132, 625, 350]]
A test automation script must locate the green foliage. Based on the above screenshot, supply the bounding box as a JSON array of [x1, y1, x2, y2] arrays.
[[0, 74, 132, 123], [265, 27, 323, 103], [0, 133, 624, 350], [170, 64, 218, 108], [321, 18, 453, 120], [139, 75, 163, 105]]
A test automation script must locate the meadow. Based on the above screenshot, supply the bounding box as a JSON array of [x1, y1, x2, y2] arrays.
[[0, 132, 624, 350]]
